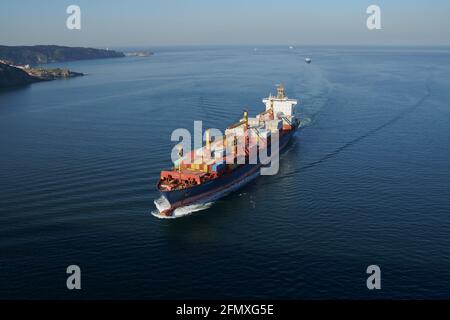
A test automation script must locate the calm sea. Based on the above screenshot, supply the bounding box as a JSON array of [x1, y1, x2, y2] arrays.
[[1, 46, 450, 298]]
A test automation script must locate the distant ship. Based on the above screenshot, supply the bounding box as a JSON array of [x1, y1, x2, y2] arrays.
[[154, 85, 300, 217], [305, 57, 312, 64]]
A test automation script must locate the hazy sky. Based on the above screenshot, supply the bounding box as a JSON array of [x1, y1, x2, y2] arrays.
[[1, 0, 449, 47]]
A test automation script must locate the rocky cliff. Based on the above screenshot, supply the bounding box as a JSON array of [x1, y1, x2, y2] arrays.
[[0, 63, 84, 88], [0, 62, 39, 88]]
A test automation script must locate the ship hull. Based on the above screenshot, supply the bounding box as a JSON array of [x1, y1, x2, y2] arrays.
[[156, 128, 296, 215]]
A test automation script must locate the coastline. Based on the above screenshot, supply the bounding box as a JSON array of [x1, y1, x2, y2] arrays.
[[0, 45, 125, 89]]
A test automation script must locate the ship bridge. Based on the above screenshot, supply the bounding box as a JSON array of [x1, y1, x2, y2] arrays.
[[262, 84, 297, 117]]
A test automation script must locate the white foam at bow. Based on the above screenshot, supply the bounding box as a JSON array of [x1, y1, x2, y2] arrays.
[[151, 170, 261, 219]]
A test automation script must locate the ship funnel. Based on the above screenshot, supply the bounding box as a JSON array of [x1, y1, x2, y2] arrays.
[[276, 84, 285, 99]]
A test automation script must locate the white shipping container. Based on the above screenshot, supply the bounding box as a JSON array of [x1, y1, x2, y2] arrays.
[[246, 117, 260, 126], [259, 129, 271, 139], [225, 126, 245, 136], [249, 128, 270, 141], [265, 119, 282, 130]]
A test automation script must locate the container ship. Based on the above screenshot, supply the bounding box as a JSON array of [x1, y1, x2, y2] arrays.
[[155, 85, 299, 217]]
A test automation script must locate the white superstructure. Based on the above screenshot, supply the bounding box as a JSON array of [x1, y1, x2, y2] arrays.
[[262, 84, 297, 117]]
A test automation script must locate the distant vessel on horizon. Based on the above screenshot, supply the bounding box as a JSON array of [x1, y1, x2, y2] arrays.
[[305, 57, 312, 64]]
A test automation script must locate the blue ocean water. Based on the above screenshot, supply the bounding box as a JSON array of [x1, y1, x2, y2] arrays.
[[0, 46, 449, 299]]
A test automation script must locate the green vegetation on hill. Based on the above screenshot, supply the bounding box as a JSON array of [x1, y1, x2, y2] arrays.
[[0, 45, 124, 66]]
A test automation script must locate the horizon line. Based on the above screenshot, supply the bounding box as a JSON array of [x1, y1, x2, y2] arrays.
[[2, 43, 450, 49]]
